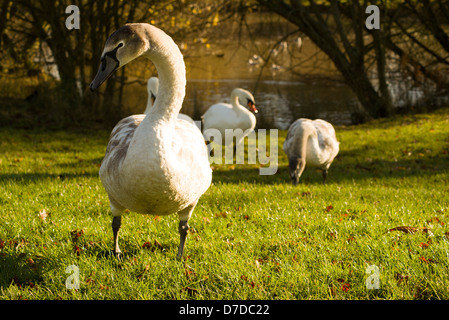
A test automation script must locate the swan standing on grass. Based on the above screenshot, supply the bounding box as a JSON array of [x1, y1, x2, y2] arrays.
[[145, 76, 196, 126], [283, 118, 339, 185], [201, 88, 258, 147], [89, 23, 212, 259]]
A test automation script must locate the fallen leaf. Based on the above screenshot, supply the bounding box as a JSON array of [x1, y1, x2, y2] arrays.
[[202, 217, 211, 223], [419, 256, 435, 264], [341, 283, 351, 292], [395, 273, 410, 284], [142, 240, 163, 251], [74, 245, 81, 256], [38, 209, 48, 221], [347, 236, 356, 242], [184, 286, 198, 296], [337, 279, 350, 292], [427, 217, 444, 226], [215, 211, 228, 218], [154, 239, 163, 249], [326, 205, 334, 212], [327, 232, 338, 240], [71, 230, 84, 242], [388, 226, 431, 235], [137, 265, 151, 280]]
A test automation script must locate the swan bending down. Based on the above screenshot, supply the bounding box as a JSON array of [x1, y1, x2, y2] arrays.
[[283, 118, 339, 185], [90, 23, 212, 259], [201, 88, 258, 147], [146, 76, 196, 126]]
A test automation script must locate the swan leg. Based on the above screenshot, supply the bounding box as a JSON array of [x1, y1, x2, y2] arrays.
[[206, 141, 214, 157], [176, 201, 197, 259], [322, 169, 328, 185], [177, 220, 190, 260], [112, 216, 122, 259], [109, 199, 124, 259]]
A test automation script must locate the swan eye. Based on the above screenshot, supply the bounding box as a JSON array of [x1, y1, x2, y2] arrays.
[[100, 58, 107, 71]]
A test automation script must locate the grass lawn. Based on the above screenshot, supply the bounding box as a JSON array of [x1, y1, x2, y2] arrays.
[[0, 108, 448, 300]]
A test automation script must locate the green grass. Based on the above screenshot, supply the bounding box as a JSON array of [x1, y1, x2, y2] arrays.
[[0, 108, 448, 300]]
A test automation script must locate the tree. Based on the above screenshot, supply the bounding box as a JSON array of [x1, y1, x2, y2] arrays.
[[256, 0, 394, 119], [0, 0, 232, 126]]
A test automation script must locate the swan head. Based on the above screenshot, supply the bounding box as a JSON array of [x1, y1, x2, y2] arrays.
[[147, 77, 159, 106], [288, 156, 303, 186], [246, 98, 258, 114], [235, 88, 258, 114], [90, 24, 150, 91]]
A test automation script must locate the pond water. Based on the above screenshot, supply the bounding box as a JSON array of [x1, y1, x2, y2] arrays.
[[177, 37, 360, 129], [125, 18, 437, 129]]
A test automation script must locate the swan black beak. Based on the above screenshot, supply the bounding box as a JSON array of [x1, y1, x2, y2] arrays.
[[89, 55, 120, 91]]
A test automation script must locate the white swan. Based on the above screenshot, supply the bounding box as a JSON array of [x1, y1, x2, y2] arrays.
[[201, 88, 258, 147], [145, 76, 159, 114], [283, 118, 339, 185], [89, 23, 212, 259], [145, 76, 196, 126]]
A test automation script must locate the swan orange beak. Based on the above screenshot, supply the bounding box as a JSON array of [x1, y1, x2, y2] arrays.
[[248, 101, 258, 114]]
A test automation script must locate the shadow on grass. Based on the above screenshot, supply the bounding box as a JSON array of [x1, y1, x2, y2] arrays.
[[0, 252, 46, 290], [211, 155, 448, 186], [0, 171, 99, 183]]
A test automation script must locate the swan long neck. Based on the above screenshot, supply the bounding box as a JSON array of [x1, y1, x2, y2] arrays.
[[144, 95, 153, 114], [143, 30, 186, 123], [230, 89, 246, 114]]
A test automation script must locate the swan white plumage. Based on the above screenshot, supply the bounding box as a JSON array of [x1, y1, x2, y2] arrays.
[[89, 23, 212, 259], [283, 118, 339, 185], [145, 76, 196, 126], [201, 88, 258, 147]]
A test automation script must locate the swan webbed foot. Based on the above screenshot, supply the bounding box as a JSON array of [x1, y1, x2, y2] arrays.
[[176, 220, 190, 260]]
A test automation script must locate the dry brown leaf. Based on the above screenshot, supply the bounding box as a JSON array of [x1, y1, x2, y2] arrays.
[[184, 286, 199, 296], [38, 209, 48, 221], [388, 226, 431, 235]]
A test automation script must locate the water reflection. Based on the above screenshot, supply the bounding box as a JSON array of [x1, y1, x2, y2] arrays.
[[183, 78, 358, 129]]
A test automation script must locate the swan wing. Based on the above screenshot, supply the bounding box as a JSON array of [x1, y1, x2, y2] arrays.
[[202, 103, 237, 130], [100, 114, 146, 178], [170, 119, 212, 201]]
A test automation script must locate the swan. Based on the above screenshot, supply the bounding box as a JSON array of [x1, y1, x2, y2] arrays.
[[145, 76, 158, 114], [145, 76, 196, 126], [89, 23, 212, 259], [283, 118, 339, 185], [201, 88, 258, 147]]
